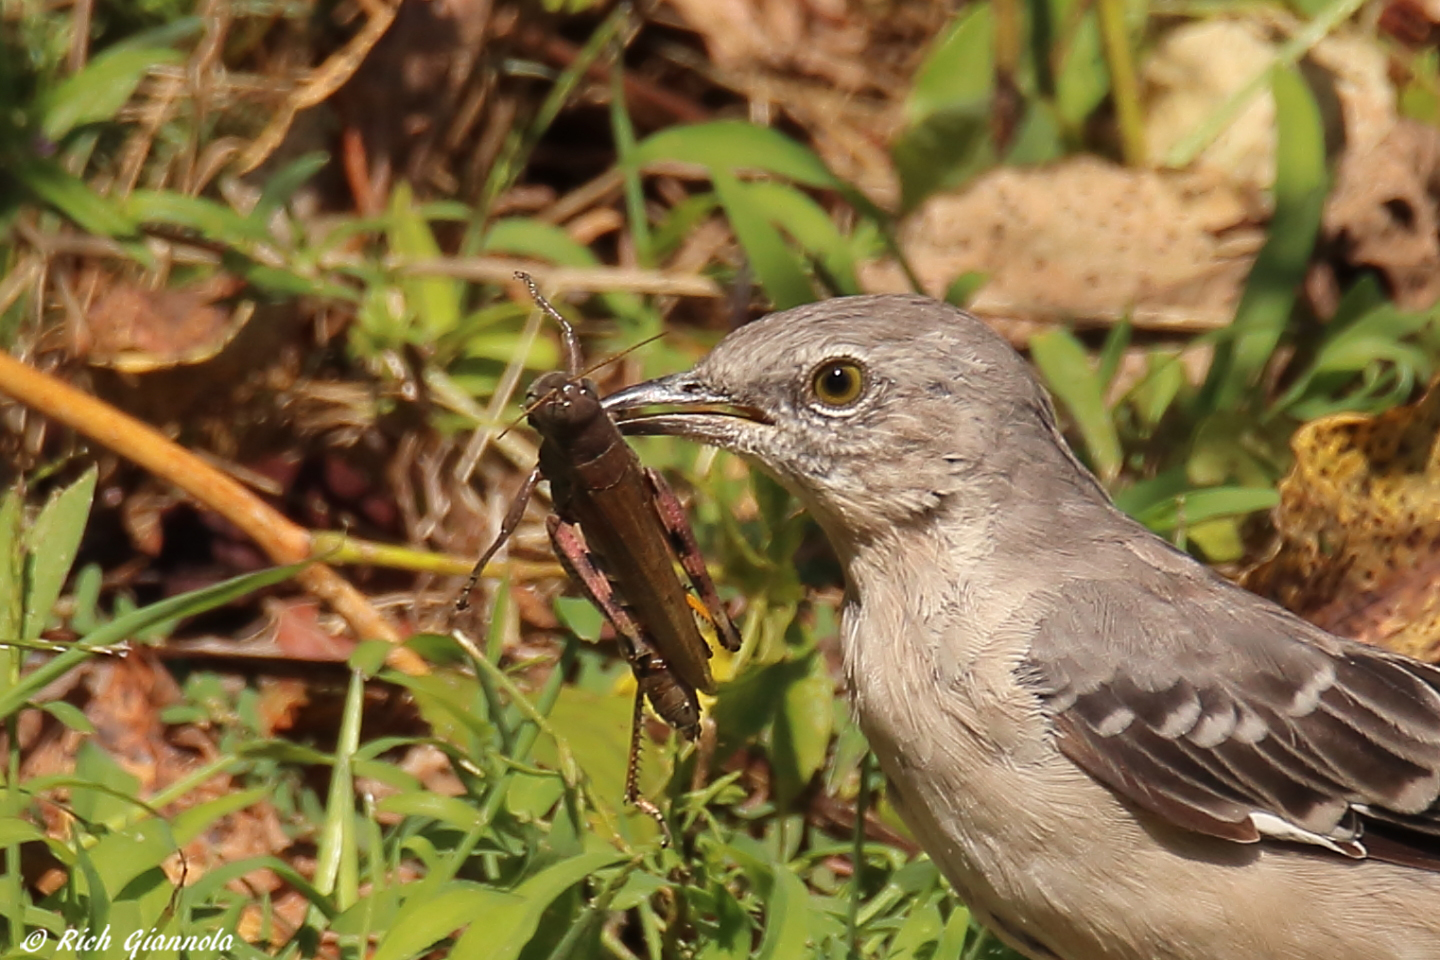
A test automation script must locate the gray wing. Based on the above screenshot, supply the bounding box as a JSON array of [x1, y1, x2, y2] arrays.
[[1026, 561, 1440, 870]]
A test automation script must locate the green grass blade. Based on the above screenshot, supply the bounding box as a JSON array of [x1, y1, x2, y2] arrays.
[[633, 121, 839, 188], [39, 47, 183, 140], [0, 562, 305, 720], [1205, 66, 1328, 411], [21, 466, 95, 640], [1030, 329, 1123, 481], [713, 171, 814, 309]]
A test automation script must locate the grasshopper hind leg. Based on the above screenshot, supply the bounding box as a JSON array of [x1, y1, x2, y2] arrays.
[[643, 468, 742, 652], [548, 515, 703, 844], [625, 686, 673, 847], [545, 515, 651, 650], [625, 655, 703, 849]]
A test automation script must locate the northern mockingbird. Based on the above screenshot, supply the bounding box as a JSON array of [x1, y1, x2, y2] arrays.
[[605, 294, 1440, 960]]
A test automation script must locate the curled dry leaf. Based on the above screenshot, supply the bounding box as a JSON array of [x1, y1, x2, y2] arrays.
[[1244, 381, 1440, 660], [79, 274, 251, 372], [659, 0, 938, 204]]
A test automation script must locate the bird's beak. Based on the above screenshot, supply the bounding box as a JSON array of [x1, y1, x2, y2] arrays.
[[603, 372, 772, 442]]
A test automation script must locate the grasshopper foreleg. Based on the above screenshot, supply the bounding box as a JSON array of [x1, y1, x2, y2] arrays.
[[644, 468, 742, 652], [457, 467, 543, 612]]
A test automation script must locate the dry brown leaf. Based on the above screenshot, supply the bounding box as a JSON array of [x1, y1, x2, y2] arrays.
[[1143, 19, 1280, 192], [1143, 21, 1393, 194], [1244, 381, 1440, 660], [79, 275, 251, 372], [1324, 119, 1440, 310], [861, 158, 1262, 330], [659, 0, 940, 207], [662, 0, 876, 94]]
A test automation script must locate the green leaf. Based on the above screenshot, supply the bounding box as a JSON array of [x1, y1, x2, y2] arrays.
[[394, 672, 492, 755], [712, 658, 800, 752], [14, 159, 139, 238], [1133, 486, 1279, 533], [372, 883, 525, 960], [0, 817, 48, 846], [554, 596, 604, 640], [376, 793, 486, 831], [252, 151, 329, 222], [713, 170, 814, 310], [71, 740, 142, 824], [905, 5, 994, 121], [482, 218, 597, 265], [126, 190, 273, 245], [448, 850, 626, 960], [742, 181, 860, 295], [90, 822, 181, 916], [21, 466, 95, 640], [755, 862, 811, 960], [0, 817, 75, 866], [892, 4, 996, 210], [1030, 329, 1122, 481], [0, 489, 23, 641], [1096, 321, 1131, 395], [1055, 12, 1108, 127], [41, 47, 184, 140], [945, 271, 989, 307], [936, 905, 974, 958], [633, 122, 838, 188], [892, 102, 992, 213], [0, 561, 304, 720], [38, 700, 94, 733], [888, 892, 945, 959], [231, 259, 349, 299], [479, 218, 646, 326], [170, 788, 269, 845], [1128, 352, 1186, 430], [1187, 517, 1245, 561], [772, 655, 833, 805], [1276, 294, 1438, 416], [389, 182, 462, 343]]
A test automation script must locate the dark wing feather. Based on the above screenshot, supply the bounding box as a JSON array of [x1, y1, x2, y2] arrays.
[[1027, 560, 1440, 870]]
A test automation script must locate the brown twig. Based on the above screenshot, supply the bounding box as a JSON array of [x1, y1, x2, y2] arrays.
[[236, 0, 400, 174], [0, 352, 428, 676]]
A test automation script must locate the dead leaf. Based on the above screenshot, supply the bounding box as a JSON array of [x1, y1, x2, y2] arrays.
[[1324, 119, 1440, 310], [79, 275, 251, 372], [1144, 19, 1280, 191], [1244, 380, 1440, 660], [861, 158, 1262, 331]]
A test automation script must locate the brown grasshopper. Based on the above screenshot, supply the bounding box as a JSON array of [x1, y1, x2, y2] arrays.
[[458, 274, 741, 832]]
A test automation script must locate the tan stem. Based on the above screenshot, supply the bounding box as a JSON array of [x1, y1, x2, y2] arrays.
[[0, 351, 427, 675]]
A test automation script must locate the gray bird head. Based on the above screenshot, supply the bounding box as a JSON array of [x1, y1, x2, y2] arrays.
[[605, 294, 1102, 557]]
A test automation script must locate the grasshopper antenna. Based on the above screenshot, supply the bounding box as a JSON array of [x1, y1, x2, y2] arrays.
[[516, 272, 583, 377]]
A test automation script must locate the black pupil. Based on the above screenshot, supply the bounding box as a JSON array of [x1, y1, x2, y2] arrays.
[[824, 366, 853, 397]]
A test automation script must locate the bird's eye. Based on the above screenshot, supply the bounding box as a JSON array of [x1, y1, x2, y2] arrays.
[[810, 360, 866, 407]]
